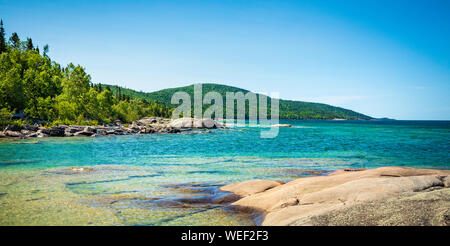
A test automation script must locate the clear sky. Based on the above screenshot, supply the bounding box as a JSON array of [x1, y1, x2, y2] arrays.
[[1, 0, 449, 120]]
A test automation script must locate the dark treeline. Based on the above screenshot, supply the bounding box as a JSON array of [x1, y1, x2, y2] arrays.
[[0, 20, 172, 127]]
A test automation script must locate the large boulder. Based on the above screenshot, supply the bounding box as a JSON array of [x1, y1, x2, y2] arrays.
[[139, 127, 156, 134], [4, 130, 22, 137], [4, 124, 21, 132], [42, 126, 66, 137], [168, 118, 224, 129], [20, 129, 34, 136], [66, 126, 82, 134], [22, 124, 39, 132], [136, 117, 161, 125], [73, 126, 96, 136]]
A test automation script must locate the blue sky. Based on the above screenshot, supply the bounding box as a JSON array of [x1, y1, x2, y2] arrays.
[[1, 0, 449, 120]]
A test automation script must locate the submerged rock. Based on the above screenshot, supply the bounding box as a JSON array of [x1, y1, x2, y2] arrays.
[[271, 124, 293, 128]]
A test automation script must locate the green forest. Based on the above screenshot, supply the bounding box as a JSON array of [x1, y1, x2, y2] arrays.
[[0, 20, 172, 127], [102, 83, 372, 120]]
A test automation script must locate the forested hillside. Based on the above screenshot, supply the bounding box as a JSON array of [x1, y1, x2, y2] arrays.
[[102, 83, 372, 120]]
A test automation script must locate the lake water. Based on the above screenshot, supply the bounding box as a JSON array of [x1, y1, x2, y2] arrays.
[[0, 120, 449, 225]]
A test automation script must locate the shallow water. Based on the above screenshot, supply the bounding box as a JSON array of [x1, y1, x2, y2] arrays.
[[0, 120, 449, 225]]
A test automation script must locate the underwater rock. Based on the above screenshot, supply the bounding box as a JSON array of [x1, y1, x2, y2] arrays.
[[46, 167, 95, 175], [271, 124, 293, 127], [281, 169, 330, 176]]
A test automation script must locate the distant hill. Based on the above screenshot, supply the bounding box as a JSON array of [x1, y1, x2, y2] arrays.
[[101, 83, 372, 120]]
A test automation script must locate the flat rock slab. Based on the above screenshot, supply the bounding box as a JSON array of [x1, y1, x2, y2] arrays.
[[220, 179, 283, 197], [221, 166, 450, 226], [293, 188, 450, 226]]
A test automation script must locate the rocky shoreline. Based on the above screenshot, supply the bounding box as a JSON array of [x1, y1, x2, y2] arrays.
[[0, 117, 224, 139], [219, 167, 450, 226]]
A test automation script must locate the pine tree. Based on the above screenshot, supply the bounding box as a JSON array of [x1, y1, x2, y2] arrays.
[[117, 86, 121, 101], [0, 20, 6, 54], [9, 32, 20, 48], [43, 44, 49, 57], [26, 38, 34, 50]]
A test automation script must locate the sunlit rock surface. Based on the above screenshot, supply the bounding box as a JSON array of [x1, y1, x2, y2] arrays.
[[223, 167, 450, 226], [168, 118, 224, 129]]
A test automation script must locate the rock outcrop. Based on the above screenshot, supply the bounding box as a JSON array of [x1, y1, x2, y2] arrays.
[[41, 126, 66, 137], [222, 167, 450, 226], [292, 187, 450, 226], [168, 118, 224, 129], [0, 117, 224, 138], [220, 180, 283, 197]]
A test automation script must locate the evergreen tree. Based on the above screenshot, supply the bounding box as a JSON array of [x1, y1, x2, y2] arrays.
[[0, 20, 6, 54], [116, 86, 121, 101], [9, 32, 20, 48], [26, 38, 33, 50], [43, 44, 49, 57]]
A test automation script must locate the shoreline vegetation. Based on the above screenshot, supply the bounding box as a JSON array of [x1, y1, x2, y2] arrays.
[[218, 167, 450, 226]]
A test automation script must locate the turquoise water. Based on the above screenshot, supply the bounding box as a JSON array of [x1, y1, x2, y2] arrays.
[[0, 120, 449, 225], [2, 120, 449, 171]]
